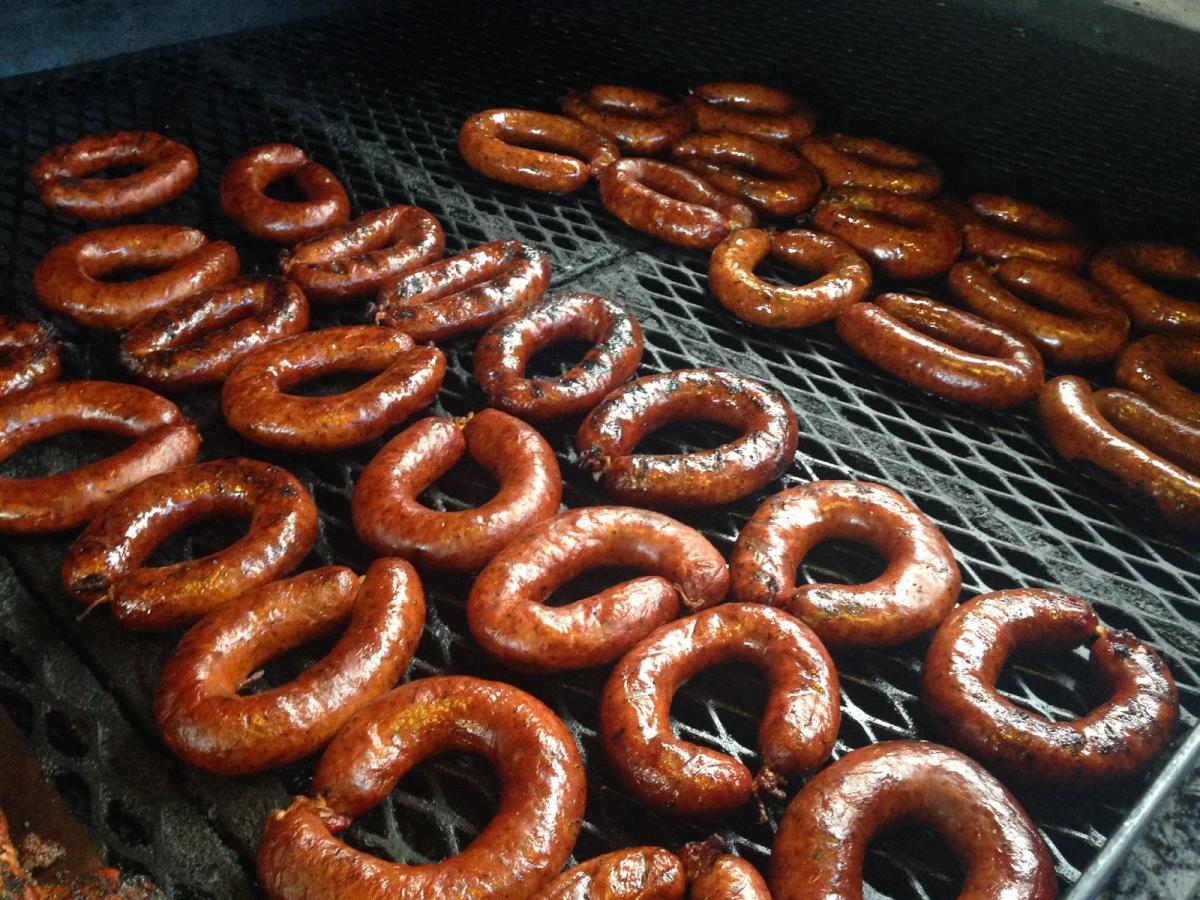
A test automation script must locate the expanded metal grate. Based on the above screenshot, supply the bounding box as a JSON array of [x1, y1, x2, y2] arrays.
[[0, 1, 1198, 897]]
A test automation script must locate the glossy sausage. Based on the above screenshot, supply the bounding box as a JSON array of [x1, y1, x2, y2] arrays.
[[670, 131, 822, 217], [351, 408, 562, 572], [62, 458, 318, 630], [30, 130, 198, 220], [1088, 242, 1200, 335], [601, 602, 839, 816], [0, 317, 61, 399], [599, 159, 756, 250], [119, 275, 309, 391], [1094, 388, 1200, 472], [1114, 334, 1200, 425], [944, 193, 1087, 269], [948, 258, 1128, 369], [681, 838, 771, 900], [769, 740, 1057, 900], [257, 675, 586, 899], [562, 85, 691, 156], [811, 188, 960, 279], [278, 205, 445, 302], [459, 108, 619, 192], [683, 82, 815, 144], [533, 847, 686, 900], [0, 381, 199, 534], [375, 239, 551, 342], [798, 133, 942, 197], [731, 480, 960, 648], [220, 143, 350, 244], [923, 588, 1178, 787], [155, 559, 425, 775], [468, 506, 729, 672], [708, 228, 871, 328], [577, 368, 798, 507], [836, 293, 1045, 409], [33, 224, 239, 330], [221, 325, 445, 452], [473, 291, 644, 420]]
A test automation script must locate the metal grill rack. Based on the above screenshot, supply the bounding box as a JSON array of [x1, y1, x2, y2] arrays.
[[1, 2, 1198, 897]]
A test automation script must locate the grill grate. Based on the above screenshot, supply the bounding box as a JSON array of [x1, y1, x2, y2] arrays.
[[1, 1, 1199, 897]]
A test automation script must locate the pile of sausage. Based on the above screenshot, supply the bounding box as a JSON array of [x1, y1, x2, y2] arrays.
[[461, 82, 1200, 534], [0, 93, 1184, 899]]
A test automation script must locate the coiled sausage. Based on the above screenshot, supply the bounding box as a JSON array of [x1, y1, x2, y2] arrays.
[[670, 131, 822, 217], [534, 847, 686, 900], [798, 133, 942, 197], [0, 317, 61, 399], [1094, 387, 1200, 472], [1114, 334, 1200, 425], [681, 838, 771, 900], [684, 82, 815, 144], [1088, 242, 1200, 335], [220, 143, 350, 244], [944, 193, 1086, 269], [562, 85, 692, 157]]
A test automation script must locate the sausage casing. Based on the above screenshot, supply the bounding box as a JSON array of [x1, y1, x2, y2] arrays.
[[0, 317, 61, 399], [683, 82, 816, 144], [799, 133, 942, 197], [1088, 242, 1200, 335], [670, 131, 822, 217], [562, 85, 692, 156], [1114, 334, 1200, 426], [533, 847, 686, 900], [681, 838, 770, 900], [220, 143, 350, 244], [947, 193, 1087, 269]]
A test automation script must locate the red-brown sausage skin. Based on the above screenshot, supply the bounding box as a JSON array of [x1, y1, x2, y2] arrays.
[[599, 159, 757, 250], [562, 85, 692, 157], [708, 228, 872, 328], [278, 205, 445, 302], [945, 193, 1087, 269], [257, 676, 586, 900], [798, 134, 942, 197], [351, 409, 563, 572], [1039, 375, 1200, 531], [375, 240, 551, 343], [533, 847, 686, 900], [1094, 388, 1200, 473], [1114, 334, 1200, 426], [730, 480, 961, 649], [812, 189, 961, 279], [947, 259, 1129, 369], [684, 82, 816, 144], [155, 559, 425, 775], [601, 602, 839, 816], [769, 741, 1057, 900], [474, 291, 644, 420], [220, 143, 350, 244], [923, 589, 1179, 787], [0, 317, 61, 399], [30, 131, 198, 220], [0, 381, 199, 534], [468, 506, 729, 672], [119, 276, 309, 391], [62, 458, 318, 630], [836, 293, 1045, 409], [33, 225, 240, 330], [459, 108, 619, 193], [680, 838, 771, 900], [670, 132, 822, 218], [221, 326, 445, 452], [577, 368, 798, 508], [1088, 242, 1200, 335]]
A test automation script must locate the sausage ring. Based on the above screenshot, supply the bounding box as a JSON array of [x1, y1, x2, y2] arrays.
[[577, 368, 798, 507], [221, 325, 445, 452], [798, 133, 942, 197], [561, 85, 692, 156], [473, 291, 644, 420], [769, 740, 1057, 900], [1114, 334, 1200, 426], [1093, 387, 1200, 472], [836, 293, 1045, 409], [534, 847, 686, 900], [62, 458, 318, 630], [351, 409, 562, 572], [1038, 375, 1200, 531], [601, 602, 839, 816], [1088, 242, 1200, 335], [944, 193, 1087, 269], [670, 132, 822, 217], [0, 317, 61, 399], [33, 224, 240, 330], [599, 159, 757, 250], [730, 480, 960, 648], [220, 143, 350, 244], [30, 130, 198, 220], [0, 381, 199, 534], [118, 275, 309, 391], [277, 205, 445, 302], [375, 239, 551, 342], [459, 108, 619, 193], [683, 82, 816, 144], [708, 228, 871, 328], [681, 838, 772, 900], [947, 258, 1129, 369], [467, 506, 729, 672], [812, 188, 960, 279], [155, 559, 425, 775], [257, 675, 586, 899], [923, 588, 1179, 787]]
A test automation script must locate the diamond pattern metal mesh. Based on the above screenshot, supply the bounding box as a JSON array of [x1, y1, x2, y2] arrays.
[[0, 1, 1198, 898]]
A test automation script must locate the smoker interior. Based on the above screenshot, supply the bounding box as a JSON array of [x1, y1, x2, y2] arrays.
[[1, 2, 1199, 897]]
